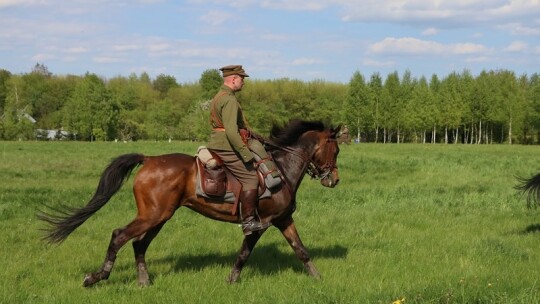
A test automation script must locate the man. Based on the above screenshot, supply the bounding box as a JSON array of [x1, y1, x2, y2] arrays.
[[207, 65, 266, 235]]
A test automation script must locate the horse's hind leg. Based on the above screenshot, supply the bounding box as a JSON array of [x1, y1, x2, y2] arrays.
[[83, 219, 152, 287], [275, 217, 321, 279], [132, 222, 166, 287], [228, 231, 265, 283]]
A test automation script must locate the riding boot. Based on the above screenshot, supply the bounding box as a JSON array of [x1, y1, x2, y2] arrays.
[[240, 189, 266, 235]]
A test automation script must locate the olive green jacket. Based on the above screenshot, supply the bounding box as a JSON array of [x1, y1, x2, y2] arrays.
[[207, 85, 254, 163]]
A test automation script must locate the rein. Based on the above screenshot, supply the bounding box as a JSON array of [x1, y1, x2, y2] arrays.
[[306, 138, 337, 180], [263, 137, 336, 180]]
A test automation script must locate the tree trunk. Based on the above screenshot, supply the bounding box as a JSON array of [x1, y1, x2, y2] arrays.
[[477, 120, 482, 144], [508, 117, 512, 144], [357, 117, 361, 144]]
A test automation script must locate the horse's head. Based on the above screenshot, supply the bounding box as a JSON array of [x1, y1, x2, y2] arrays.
[[307, 127, 340, 188], [268, 119, 341, 188]]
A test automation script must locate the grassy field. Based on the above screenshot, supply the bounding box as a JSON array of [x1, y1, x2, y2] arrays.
[[1, 141, 540, 303]]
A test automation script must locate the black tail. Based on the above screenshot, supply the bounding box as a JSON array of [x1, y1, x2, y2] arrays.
[[515, 172, 540, 208], [37, 153, 145, 244]]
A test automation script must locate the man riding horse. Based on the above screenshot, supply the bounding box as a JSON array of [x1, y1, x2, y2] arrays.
[[207, 65, 280, 235]]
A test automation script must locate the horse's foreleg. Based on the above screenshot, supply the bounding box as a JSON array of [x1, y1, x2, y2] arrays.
[[228, 230, 265, 283], [83, 220, 151, 287], [276, 217, 321, 279], [132, 222, 166, 287]]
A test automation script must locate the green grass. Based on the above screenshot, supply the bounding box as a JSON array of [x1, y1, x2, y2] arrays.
[[1, 141, 540, 303]]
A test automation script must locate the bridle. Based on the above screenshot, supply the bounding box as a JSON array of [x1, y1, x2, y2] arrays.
[[306, 138, 338, 180], [264, 134, 338, 181]]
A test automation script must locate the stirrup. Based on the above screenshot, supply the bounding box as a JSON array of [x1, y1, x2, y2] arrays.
[[241, 218, 270, 235]]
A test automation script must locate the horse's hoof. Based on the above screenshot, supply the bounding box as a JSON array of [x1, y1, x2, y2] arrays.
[[138, 279, 151, 287], [83, 273, 96, 287], [227, 269, 241, 284]]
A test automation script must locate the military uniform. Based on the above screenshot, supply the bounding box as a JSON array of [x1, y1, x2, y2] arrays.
[[208, 84, 258, 191], [207, 65, 268, 235]]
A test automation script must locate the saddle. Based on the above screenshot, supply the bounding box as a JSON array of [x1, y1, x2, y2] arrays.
[[195, 147, 276, 215]]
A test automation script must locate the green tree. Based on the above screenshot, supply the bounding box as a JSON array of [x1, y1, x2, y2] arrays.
[[62, 73, 117, 141], [199, 69, 222, 101], [398, 70, 414, 143], [381, 71, 401, 143], [368, 73, 383, 142], [405, 76, 431, 143], [239, 79, 286, 135], [344, 71, 370, 142], [0, 69, 11, 114], [1, 76, 35, 140], [470, 71, 495, 143], [525, 73, 540, 143], [439, 72, 467, 144], [495, 70, 526, 144], [153, 74, 178, 99]]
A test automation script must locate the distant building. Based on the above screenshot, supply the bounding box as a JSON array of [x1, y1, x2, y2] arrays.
[[35, 129, 71, 140]]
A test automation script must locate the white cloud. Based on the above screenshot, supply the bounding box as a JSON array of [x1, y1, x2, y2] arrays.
[[32, 53, 54, 61], [112, 44, 140, 51], [337, 0, 540, 30], [200, 10, 232, 26], [187, 0, 326, 10], [369, 37, 487, 55], [504, 41, 528, 52], [259, 33, 292, 42], [0, 0, 43, 8], [148, 43, 171, 52], [465, 56, 490, 63], [498, 22, 540, 35], [65, 47, 88, 54], [471, 32, 484, 38], [93, 56, 122, 63], [422, 27, 438, 36], [187, 0, 256, 9], [260, 0, 327, 11], [291, 58, 322, 65], [452, 43, 488, 54], [362, 58, 395, 67]]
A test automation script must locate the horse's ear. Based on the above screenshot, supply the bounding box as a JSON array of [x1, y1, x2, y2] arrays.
[[332, 124, 343, 138]]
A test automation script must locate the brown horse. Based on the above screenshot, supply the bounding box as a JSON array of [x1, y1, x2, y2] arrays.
[[38, 120, 340, 287]]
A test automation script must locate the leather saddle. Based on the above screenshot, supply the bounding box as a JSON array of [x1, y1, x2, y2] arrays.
[[195, 147, 274, 215]]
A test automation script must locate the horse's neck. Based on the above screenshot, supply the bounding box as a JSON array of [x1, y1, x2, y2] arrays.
[[273, 142, 314, 190]]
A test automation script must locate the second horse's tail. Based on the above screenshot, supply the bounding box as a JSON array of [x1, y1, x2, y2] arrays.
[[515, 172, 540, 208], [38, 153, 145, 244]]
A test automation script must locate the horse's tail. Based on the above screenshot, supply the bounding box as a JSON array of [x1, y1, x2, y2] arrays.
[[38, 153, 145, 244], [515, 172, 540, 208]]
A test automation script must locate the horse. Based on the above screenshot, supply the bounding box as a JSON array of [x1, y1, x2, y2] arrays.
[[515, 172, 540, 207], [38, 119, 341, 287]]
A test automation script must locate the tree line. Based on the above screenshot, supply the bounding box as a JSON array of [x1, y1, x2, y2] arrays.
[[0, 63, 539, 144]]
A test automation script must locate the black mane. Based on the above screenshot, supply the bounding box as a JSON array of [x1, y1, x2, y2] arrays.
[[269, 120, 327, 146]]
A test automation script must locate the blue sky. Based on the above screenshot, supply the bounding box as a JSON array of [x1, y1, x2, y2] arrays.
[[1, 0, 539, 83]]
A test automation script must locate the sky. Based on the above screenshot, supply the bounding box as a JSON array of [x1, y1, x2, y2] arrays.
[[1, 0, 539, 83]]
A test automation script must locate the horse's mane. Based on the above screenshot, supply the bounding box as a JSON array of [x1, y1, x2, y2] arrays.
[[269, 120, 327, 146]]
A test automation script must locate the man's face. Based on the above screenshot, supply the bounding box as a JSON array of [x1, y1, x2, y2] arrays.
[[232, 75, 245, 91]]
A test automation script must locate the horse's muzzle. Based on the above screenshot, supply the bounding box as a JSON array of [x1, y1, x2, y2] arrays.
[[321, 168, 340, 188]]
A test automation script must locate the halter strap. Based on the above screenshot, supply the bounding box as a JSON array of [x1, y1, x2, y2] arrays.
[[263, 136, 336, 180]]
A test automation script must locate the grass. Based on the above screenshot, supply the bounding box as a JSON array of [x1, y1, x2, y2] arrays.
[[1, 141, 540, 303]]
